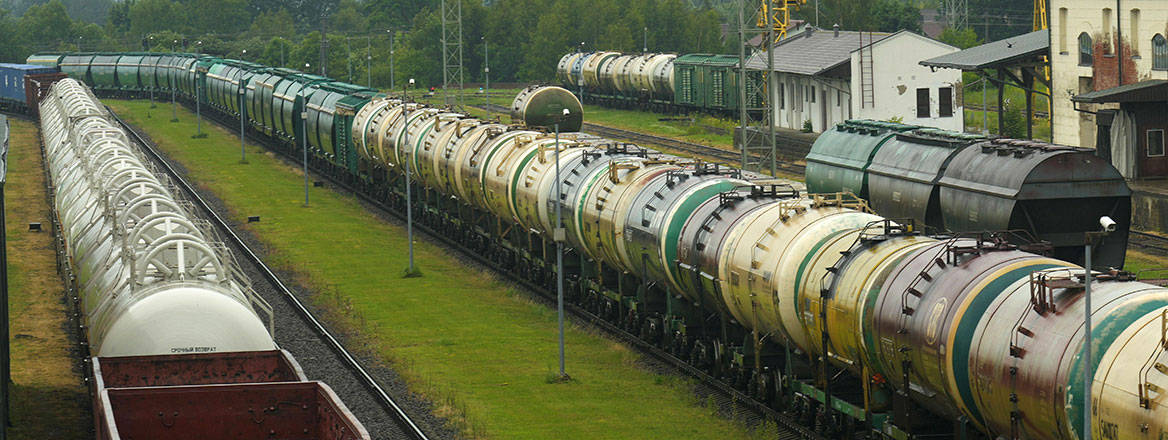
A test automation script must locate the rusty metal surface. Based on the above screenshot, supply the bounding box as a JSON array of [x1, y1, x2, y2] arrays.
[[866, 129, 981, 227], [804, 120, 917, 198], [100, 381, 370, 440], [93, 350, 307, 390], [938, 139, 1132, 267]]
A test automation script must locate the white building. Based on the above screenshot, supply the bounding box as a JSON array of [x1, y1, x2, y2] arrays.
[[745, 27, 963, 133], [1049, 0, 1168, 150]]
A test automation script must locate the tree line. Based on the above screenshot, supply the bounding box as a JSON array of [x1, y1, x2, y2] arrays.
[[0, 0, 727, 90]]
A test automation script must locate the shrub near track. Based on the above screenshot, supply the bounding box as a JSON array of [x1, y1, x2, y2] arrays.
[[4, 118, 90, 440], [106, 99, 772, 440]]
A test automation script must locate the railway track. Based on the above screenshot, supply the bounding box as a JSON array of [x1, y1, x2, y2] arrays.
[[180, 101, 825, 439], [475, 103, 807, 177], [108, 109, 437, 440], [1130, 230, 1168, 255]]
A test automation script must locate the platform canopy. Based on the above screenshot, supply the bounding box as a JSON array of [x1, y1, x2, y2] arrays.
[[1071, 79, 1168, 103], [920, 29, 1049, 70], [920, 29, 1051, 141]]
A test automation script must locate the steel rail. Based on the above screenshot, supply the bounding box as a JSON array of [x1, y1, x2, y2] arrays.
[[107, 108, 431, 440]]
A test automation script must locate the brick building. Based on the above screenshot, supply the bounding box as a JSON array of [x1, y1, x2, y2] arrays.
[[1050, 0, 1168, 176]]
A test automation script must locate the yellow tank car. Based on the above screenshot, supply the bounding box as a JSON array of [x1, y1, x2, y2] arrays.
[[477, 129, 542, 220], [578, 158, 681, 272], [415, 112, 467, 189], [510, 140, 587, 233], [718, 196, 880, 351], [449, 123, 509, 205]]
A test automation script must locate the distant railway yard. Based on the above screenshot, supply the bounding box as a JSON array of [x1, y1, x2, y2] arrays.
[[3, 1, 1168, 434]]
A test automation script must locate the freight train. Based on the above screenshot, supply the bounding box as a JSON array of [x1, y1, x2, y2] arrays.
[[804, 120, 1132, 268], [37, 78, 369, 439], [555, 51, 761, 115], [30, 52, 1168, 440]]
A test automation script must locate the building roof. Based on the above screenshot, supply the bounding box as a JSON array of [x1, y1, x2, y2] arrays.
[[920, 29, 1049, 70], [744, 27, 891, 76], [1071, 80, 1168, 103]]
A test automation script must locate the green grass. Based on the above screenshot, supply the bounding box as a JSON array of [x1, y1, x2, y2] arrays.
[[107, 99, 765, 440], [582, 104, 739, 151], [5, 118, 90, 440]]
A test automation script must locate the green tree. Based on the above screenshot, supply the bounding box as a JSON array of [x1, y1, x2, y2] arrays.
[[0, 8, 27, 62], [129, 0, 186, 36], [249, 7, 295, 39], [184, 0, 249, 35], [938, 26, 979, 49], [18, 0, 74, 50]]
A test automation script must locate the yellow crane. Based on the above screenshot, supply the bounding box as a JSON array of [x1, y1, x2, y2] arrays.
[[1033, 0, 1047, 31], [759, 0, 806, 42]]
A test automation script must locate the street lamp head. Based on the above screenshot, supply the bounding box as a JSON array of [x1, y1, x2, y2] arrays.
[[409, 78, 415, 86], [562, 108, 570, 116]]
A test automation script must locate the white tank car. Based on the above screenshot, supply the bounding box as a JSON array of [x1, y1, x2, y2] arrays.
[[39, 79, 275, 357]]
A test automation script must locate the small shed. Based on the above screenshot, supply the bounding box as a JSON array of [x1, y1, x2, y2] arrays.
[[1072, 80, 1168, 179]]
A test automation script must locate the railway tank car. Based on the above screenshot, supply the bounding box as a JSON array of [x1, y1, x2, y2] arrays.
[[40, 52, 1168, 440], [36, 78, 370, 439], [39, 78, 274, 357], [805, 119, 1132, 269]]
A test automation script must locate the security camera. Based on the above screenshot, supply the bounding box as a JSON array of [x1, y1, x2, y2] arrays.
[[1099, 216, 1116, 233]]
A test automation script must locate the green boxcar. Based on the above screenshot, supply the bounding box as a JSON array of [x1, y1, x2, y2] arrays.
[[334, 92, 381, 173], [304, 81, 375, 158], [672, 53, 710, 107]]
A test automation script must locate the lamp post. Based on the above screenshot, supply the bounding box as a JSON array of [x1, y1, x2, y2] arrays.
[[554, 107, 571, 380], [241, 48, 247, 61], [300, 89, 309, 206], [388, 30, 396, 89], [239, 83, 247, 163], [149, 36, 156, 108], [1082, 216, 1116, 440], [482, 36, 489, 116], [194, 68, 203, 138], [346, 37, 352, 82], [366, 37, 372, 88], [403, 78, 418, 276], [643, 27, 648, 52]]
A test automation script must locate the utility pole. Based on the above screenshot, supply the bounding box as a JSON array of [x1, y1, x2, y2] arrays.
[[389, 30, 396, 89], [403, 79, 419, 276], [347, 36, 352, 82], [482, 36, 489, 115], [554, 108, 571, 380], [239, 83, 247, 163], [738, 0, 777, 175], [320, 15, 328, 76], [300, 87, 309, 207], [366, 36, 372, 88], [441, 0, 465, 108]]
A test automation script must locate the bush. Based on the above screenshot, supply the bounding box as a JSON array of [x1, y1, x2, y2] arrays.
[[1001, 99, 1027, 139], [802, 119, 813, 133]]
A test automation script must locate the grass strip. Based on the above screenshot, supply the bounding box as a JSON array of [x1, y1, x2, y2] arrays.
[[5, 118, 90, 439], [107, 99, 775, 439]]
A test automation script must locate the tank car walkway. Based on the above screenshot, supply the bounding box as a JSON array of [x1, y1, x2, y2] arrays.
[[4, 118, 89, 439], [105, 99, 770, 440]]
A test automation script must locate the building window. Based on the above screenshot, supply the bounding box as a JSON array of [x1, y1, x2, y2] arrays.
[[1102, 8, 1112, 54], [778, 83, 785, 109], [1079, 33, 1094, 66], [1154, 34, 1168, 70], [1131, 9, 1140, 56], [916, 88, 930, 118], [809, 86, 816, 103], [938, 87, 953, 117], [1058, 8, 1068, 54], [1150, 129, 1166, 157], [837, 89, 842, 107]]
